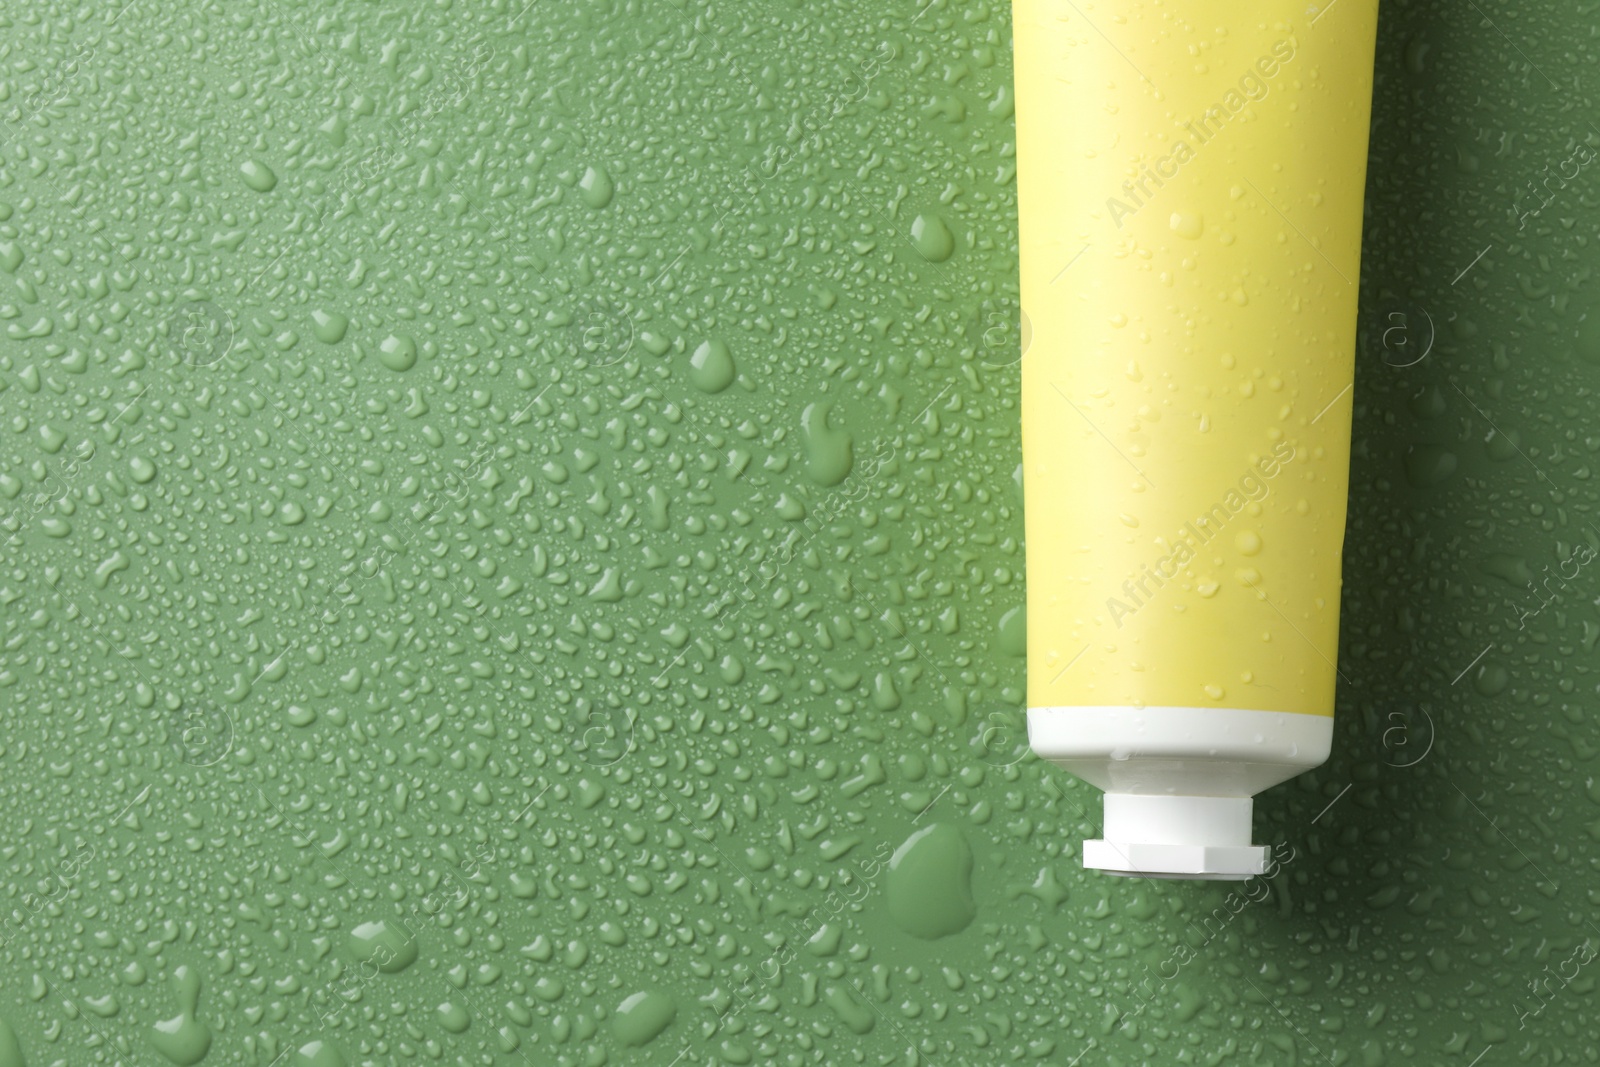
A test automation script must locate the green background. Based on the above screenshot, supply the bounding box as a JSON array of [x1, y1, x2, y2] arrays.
[[0, 0, 1592, 1064]]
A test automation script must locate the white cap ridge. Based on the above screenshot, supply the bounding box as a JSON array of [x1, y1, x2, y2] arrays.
[[1082, 793, 1269, 880]]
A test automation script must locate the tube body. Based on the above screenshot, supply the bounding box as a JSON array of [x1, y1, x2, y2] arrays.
[[1015, 2, 1380, 877]]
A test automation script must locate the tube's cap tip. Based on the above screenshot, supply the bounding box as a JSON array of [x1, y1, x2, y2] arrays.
[[1082, 839, 1269, 880], [1086, 793, 1267, 879]]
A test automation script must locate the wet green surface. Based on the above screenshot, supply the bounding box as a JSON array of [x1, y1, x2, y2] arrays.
[[0, 0, 1595, 1064]]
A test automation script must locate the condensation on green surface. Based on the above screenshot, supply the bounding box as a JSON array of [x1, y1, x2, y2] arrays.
[[0, 0, 1594, 1064]]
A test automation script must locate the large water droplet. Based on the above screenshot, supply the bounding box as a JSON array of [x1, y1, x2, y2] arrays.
[[884, 824, 976, 939], [578, 164, 615, 208], [149, 966, 212, 1066], [688, 339, 736, 393], [348, 919, 419, 973], [614, 991, 677, 1046], [240, 159, 278, 192], [378, 334, 418, 372], [911, 213, 956, 262]]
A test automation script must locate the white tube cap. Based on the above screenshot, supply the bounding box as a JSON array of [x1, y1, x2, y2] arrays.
[[1083, 794, 1269, 880]]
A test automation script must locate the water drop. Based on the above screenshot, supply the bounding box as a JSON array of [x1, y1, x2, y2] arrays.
[[578, 164, 614, 208], [1170, 212, 1204, 239], [614, 991, 677, 1047], [688, 339, 736, 393], [311, 310, 349, 344], [910, 213, 956, 262], [378, 334, 418, 372], [240, 159, 278, 192], [885, 824, 976, 940]]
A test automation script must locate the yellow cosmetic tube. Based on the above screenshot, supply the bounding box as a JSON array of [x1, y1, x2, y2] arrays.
[[1015, 2, 1380, 878]]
